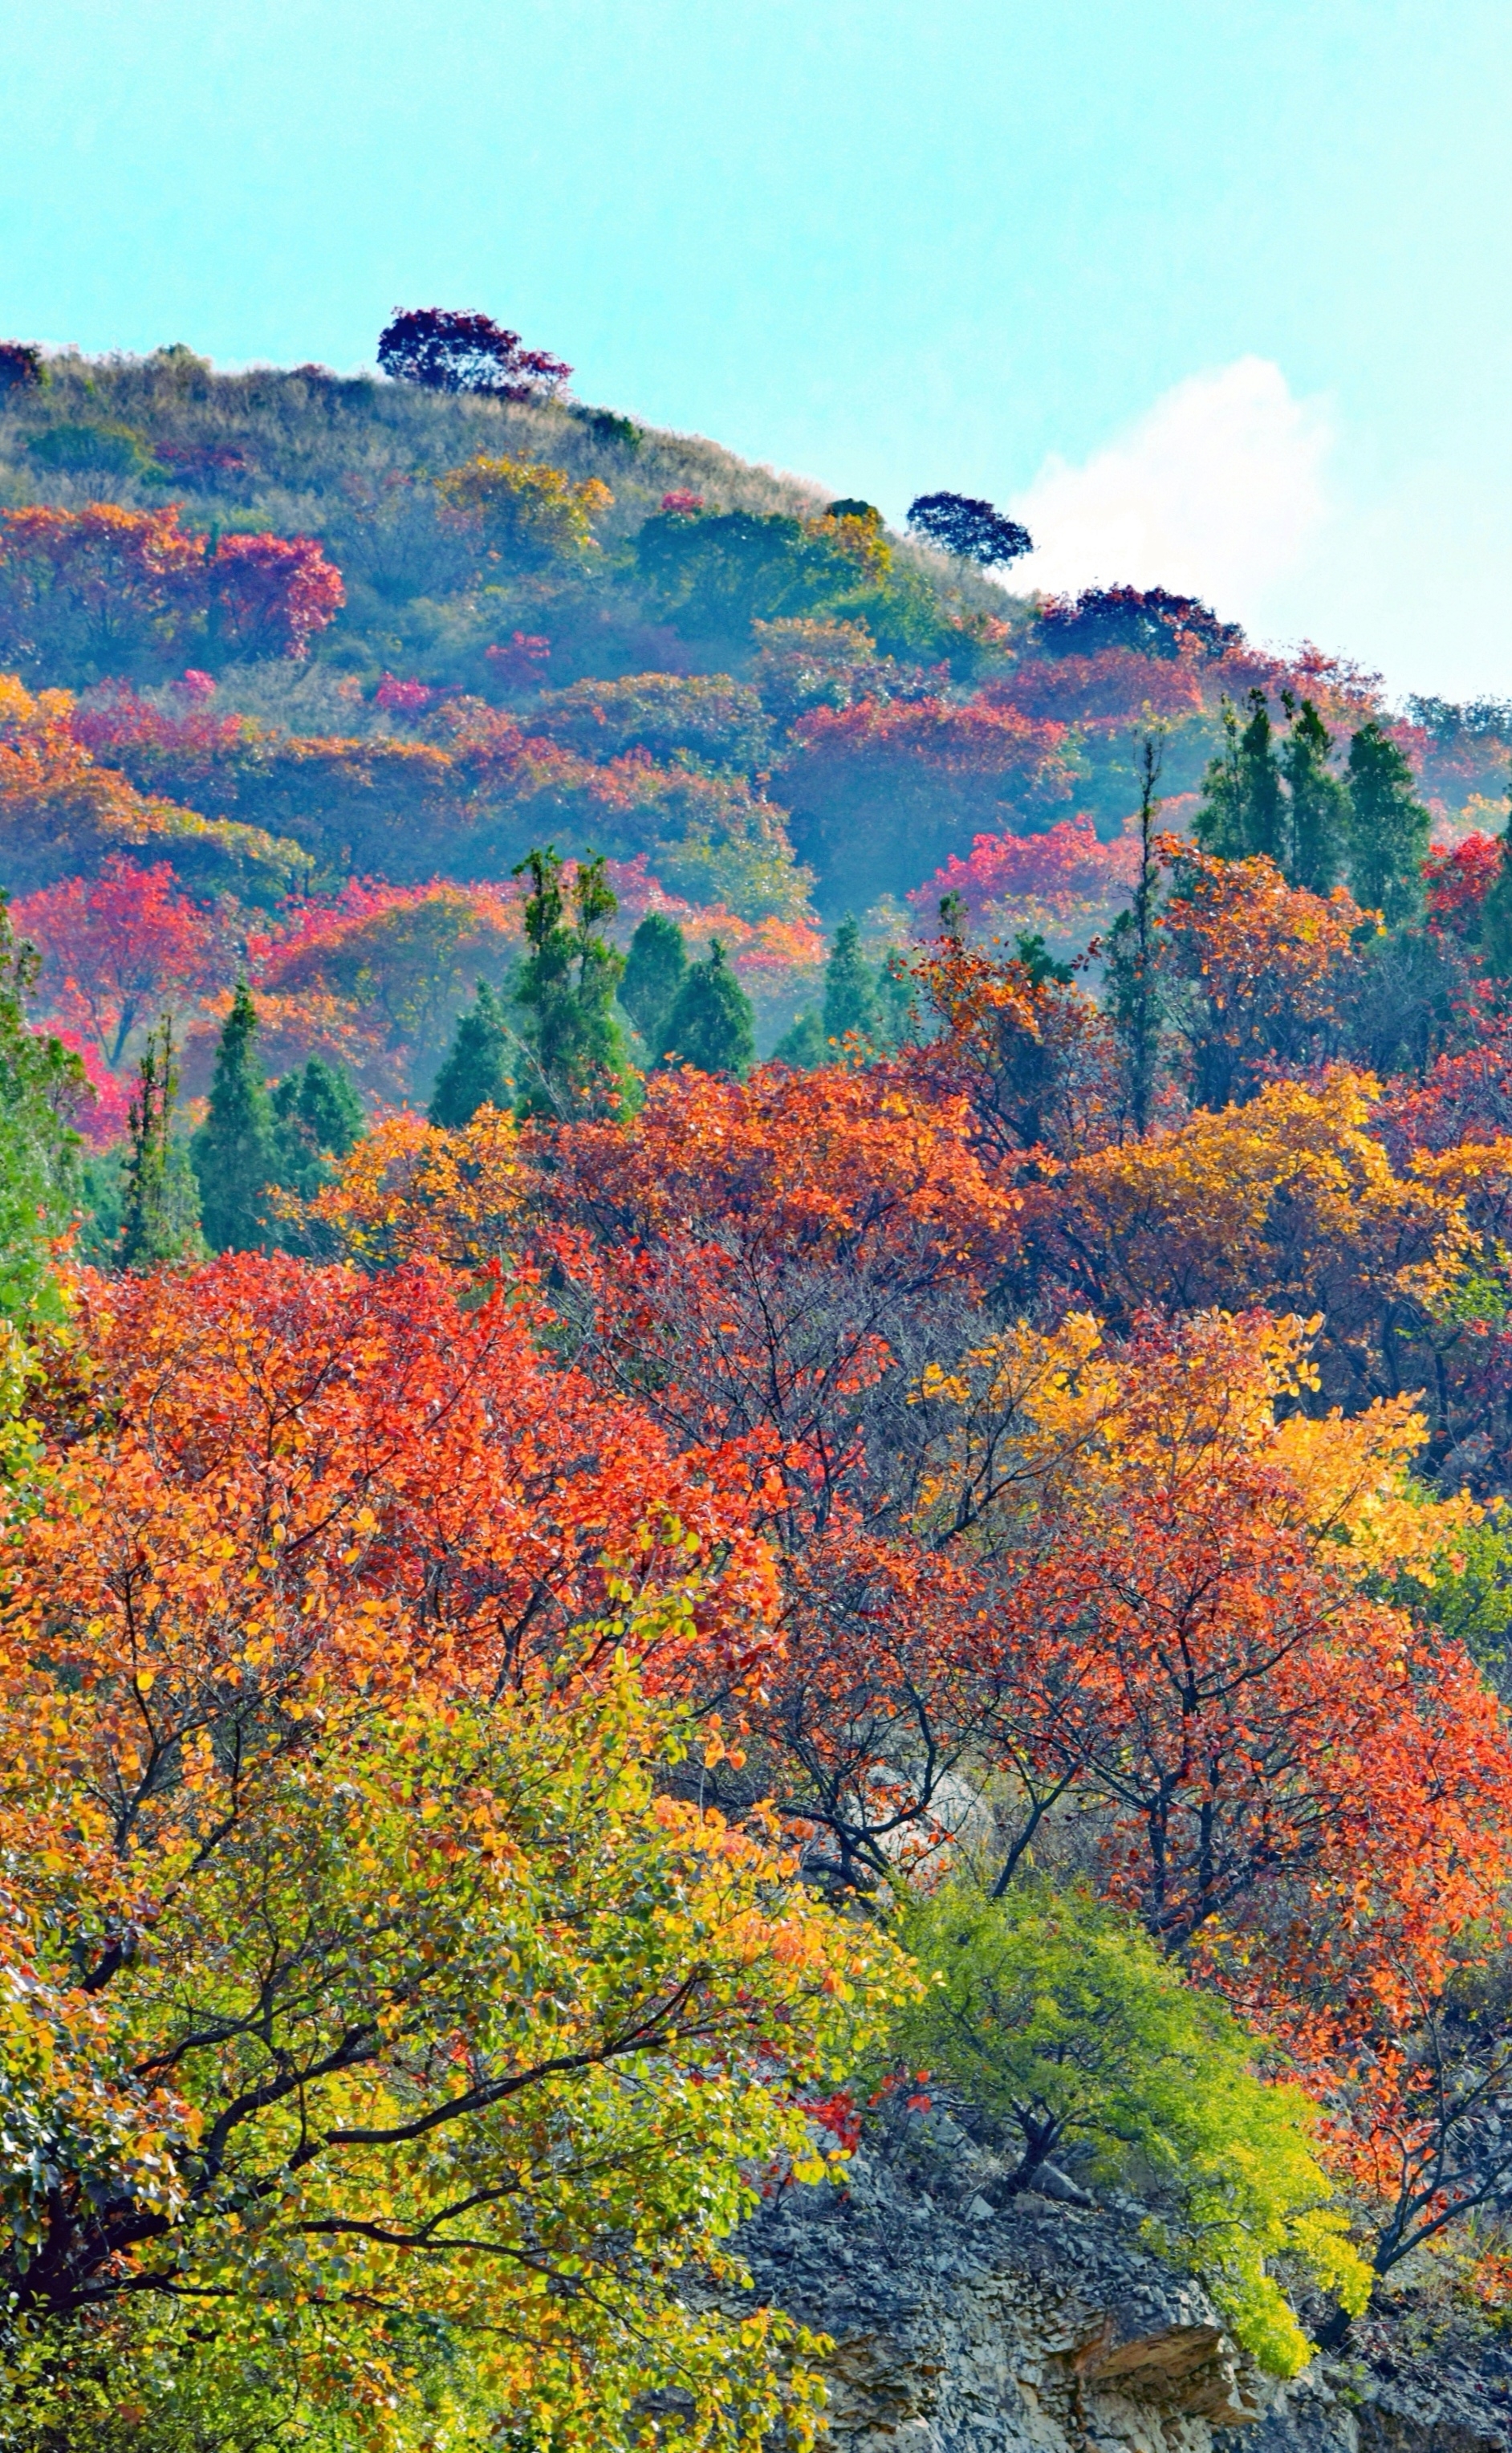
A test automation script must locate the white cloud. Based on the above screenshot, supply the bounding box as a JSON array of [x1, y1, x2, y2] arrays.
[[1007, 357, 1333, 623]]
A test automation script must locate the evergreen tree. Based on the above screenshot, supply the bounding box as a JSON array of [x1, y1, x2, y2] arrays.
[[192, 982, 276, 1252], [1104, 734, 1166, 1135], [427, 982, 513, 1128], [872, 949, 917, 1051], [620, 913, 687, 1056], [1279, 695, 1349, 893], [1477, 805, 1512, 979], [1195, 690, 1284, 864], [822, 915, 878, 1047], [771, 1010, 826, 1069], [658, 939, 755, 1077], [271, 1056, 366, 1194], [512, 848, 627, 1117], [118, 1018, 204, 1271], [0, 896, 81, 1324], [1346, 721, 1431, 926]]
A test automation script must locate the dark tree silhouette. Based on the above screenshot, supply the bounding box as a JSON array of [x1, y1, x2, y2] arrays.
[[0, 342, 43, 395], [906, 492, 1032, 568], [376, 309, 571, 401]]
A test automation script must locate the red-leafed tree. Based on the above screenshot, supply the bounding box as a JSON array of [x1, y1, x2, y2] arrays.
[[12, 857, 222, 1067]]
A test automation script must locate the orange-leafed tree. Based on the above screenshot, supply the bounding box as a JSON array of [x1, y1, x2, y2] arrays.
[[0, 1252, 907, 2448]]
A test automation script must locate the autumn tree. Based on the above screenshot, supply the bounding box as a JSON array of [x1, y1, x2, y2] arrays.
[[377, 305, 571, 398], [192, 982, 276, 1250], [1156, 844, 1366, 1109], [0, 1254, 908, 2451], [12, 856, 218, 1068]]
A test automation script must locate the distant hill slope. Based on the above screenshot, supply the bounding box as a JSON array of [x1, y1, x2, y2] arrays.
[[1, 343, 1508, 960]]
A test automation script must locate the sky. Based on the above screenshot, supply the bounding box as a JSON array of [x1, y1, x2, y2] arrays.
[[5, 0, 1512, 701]]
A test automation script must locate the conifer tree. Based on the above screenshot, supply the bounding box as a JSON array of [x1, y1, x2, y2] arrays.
[[822, 916, 878, 1047], [658, 939, 755, 1077], [1195, 690, 1284, 864], [119, 1018, 204, 1271], [1280, 695, 1349, 894], [428, 982, 513, 1128], [620, 913, 687, 1056], [1105, 734, 1166, 1135], [513, 848, 628, 1117], [0, 897, 80, 1324], [192, 982, 276, 1252], [271, 1056, 366, 1194], [1346, 721, 1431, 926], [771, 1010, 826, 1069]]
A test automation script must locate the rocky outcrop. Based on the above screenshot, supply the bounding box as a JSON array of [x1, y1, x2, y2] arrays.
[[734, 2140, 1512, 2453]]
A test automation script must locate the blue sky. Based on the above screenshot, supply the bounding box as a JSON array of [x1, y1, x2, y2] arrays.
[[6, 0, 1511, 698]]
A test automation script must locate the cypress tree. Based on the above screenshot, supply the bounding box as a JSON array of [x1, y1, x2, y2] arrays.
[[1104, 734, 1166, 1135], [1280, 695, 1349, 894], [658, 939, 755, 1077], [192, 982, 276, 1252], [119, 1018, 204, 1271], [513, 848, 627, 1117], [428, 982, 513, 1128], [1195, 690, 1284, 864], [0, 895, 81, 1324], [271, 1056, 366, 1194], [1346, 721, 1431, 926], [620, 913, 687, 1056], [822, 916, 878, 1047], [772, 1010, 826, 1069]]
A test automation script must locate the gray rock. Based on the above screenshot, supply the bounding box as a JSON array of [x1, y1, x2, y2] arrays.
[[734, 2149, 1512, 2453]]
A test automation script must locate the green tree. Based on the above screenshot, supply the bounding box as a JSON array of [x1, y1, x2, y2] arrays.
[[888, 1879, 1370, 2375], [620, 911, 688, 1055], [1280, 695, 1349, 893], [1104, 734, 1166, 1134], [1346, 721, 1431, 925], [191, 982, 276, 1252], [823, 915, 878, 1047], [772, 1010, 827, 1069], [427, 981, 514, 1127], [270, 1056, 366, 1195], [513, 848, 628, 1117], [0, 897, 80, 1326], [658, 939, 755, 1077], [1195, 690, 1284, 865], [118, 1018, 204, 1271]]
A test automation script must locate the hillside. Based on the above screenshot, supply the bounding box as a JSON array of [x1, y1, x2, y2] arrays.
[[13, 330, 1512, 2452], [3, 339, 1510, 1117]]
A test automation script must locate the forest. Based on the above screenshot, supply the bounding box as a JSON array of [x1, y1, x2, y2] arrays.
[[6, 315, 1512, 2449]]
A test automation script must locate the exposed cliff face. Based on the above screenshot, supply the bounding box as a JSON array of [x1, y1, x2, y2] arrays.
[[734, 2142, 1512, 2453]]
